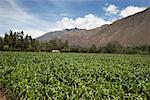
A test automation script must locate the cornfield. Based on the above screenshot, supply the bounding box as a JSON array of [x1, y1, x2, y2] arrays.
[[0, 52, 150, 99]]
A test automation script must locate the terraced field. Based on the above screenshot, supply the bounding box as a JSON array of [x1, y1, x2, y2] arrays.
[[0, 52, 150, 99]]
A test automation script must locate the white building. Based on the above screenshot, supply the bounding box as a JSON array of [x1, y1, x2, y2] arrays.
[[52, 50, 60, 53]]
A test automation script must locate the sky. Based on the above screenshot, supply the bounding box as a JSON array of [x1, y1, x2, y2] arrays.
[[0, 0, 150, 38]]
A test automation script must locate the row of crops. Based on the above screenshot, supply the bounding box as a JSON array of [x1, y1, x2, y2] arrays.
[[0, 52, 150, 99]]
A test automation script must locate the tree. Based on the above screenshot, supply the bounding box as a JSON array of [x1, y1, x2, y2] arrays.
[[62, 40, 69, 51], [105, 41, 121, 53], [0, 37, 3, 50], [8, 30, 14, 48], [45, 40, 57, 51], [17, 31, 24, 50], [70, 45, 80, 52], [4, 33, 9, 45], [90, 44, 97, 53], [3, 45, 9, 51], [2, 30, 34, 51], [30, 39, 40, 51]]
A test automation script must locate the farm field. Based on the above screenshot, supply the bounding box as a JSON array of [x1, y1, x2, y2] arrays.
[[0, 52, 150, 99]]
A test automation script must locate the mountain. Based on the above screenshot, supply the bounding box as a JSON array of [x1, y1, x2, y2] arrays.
[[91, 7, 150, 47], [37, 7, 150, 47]]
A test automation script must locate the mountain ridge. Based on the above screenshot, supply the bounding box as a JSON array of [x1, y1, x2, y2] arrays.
[[37, 7, 150, 47]]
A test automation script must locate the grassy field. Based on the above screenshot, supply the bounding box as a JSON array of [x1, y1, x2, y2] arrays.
[[0, 52, 150, 99]]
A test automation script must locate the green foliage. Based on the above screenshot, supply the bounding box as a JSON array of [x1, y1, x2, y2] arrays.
[[90, 44, 97, 53], [104, 41, 122, 53], [0, 30, 70, 52], [0, 37, 3, 50], [2, 30, 33, 51], [0, 52, 150, 99], [3, 45, 9, 51], [29, 39, 40, 52]]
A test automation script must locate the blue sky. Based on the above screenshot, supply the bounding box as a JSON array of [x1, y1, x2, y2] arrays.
[[0, 0, 150, 38]]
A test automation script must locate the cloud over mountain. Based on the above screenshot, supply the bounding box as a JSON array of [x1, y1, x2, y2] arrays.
[[120, 6, 146, 17], [0, 0, 148, 38], [38, 7, 150, 47], [51, 14, 111, 31], [104, 4, 146, 17]]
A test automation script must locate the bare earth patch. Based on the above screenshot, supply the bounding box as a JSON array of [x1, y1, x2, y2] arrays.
[[0, 88, 7, 100]]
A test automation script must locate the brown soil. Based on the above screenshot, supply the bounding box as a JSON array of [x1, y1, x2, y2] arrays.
[[0, 88, 7, 100]]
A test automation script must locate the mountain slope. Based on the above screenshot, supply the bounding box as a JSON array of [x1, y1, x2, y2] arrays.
[[91, 7, 150, 46], [37, 7, 150, 47]]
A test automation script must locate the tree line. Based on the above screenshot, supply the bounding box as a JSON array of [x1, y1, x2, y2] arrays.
[[82, 42, 150, 54], [0, 30, 69, 52], [0, 30, 150, 54]]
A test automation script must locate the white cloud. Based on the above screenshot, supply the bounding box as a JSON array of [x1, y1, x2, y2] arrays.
[[104, 4, 120, 15], [1, 0, 111, 38], [0, 0, 51, 38], [120, 6, 146, 17], [104, 4, 147, 18], [0, 0, 113, 38], [12, 29, 45, 38], [50, 14, 111, 31], [11, 14, 111, 38], [1, 0, 112, 38]]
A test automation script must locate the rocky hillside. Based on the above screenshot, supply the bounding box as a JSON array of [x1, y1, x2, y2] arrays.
[[37, 7, 150, 47]]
